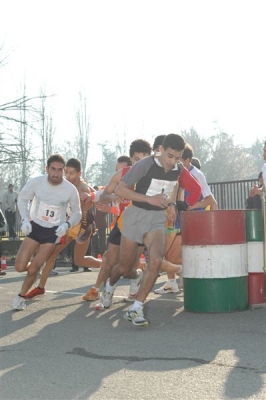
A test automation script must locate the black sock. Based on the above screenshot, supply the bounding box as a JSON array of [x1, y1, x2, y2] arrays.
[[18, 294, 25, 298]]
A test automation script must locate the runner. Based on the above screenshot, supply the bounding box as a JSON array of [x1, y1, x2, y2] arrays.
[[12, 154, 81, 310]]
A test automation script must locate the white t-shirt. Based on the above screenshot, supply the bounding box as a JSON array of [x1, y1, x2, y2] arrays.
[[262, 163, 266, 190], [190, 166, 212, 198], [18, 175, 81, 228]]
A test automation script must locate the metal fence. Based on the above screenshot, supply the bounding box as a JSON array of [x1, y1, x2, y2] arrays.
[[209, 179, 257, 210], [1, 179, 258, 239]]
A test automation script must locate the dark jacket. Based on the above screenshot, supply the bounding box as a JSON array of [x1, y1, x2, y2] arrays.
[[245, 195, 262, 210]]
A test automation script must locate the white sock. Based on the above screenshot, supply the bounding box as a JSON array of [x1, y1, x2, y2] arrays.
[[168, 279, 177, 284], [106, 279, 116, 293], [131, 300, 143, 311]]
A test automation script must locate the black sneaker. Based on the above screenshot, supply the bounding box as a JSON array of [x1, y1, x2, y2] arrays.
[[83, 268, 92, 272], [69, 266, 79, 272]]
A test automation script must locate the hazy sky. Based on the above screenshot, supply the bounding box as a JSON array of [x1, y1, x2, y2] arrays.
[[0, 0, 265, 161]]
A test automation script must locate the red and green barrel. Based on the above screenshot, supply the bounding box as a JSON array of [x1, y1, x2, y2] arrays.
[[182, 210, 248, 312]]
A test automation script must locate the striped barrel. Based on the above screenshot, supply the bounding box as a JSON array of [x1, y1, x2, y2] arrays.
[[182, 210, 248, 312], [245, 210, 265, 305]]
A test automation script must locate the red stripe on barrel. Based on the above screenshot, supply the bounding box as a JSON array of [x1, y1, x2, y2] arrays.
[[182, 210, 246, 245]]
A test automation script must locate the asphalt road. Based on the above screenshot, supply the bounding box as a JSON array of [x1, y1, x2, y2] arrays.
[[1, 265, 266, 400]]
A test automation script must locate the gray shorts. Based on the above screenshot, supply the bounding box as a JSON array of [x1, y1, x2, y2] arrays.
[[121, 205, 166, 244]]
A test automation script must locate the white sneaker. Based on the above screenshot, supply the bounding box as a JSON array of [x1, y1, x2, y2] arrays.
[[154, 281, 180, 294], [12, 295, 26, 311], [100, 290, 114, 308], [99, 280, 115, 308], [49, 269, 59, 276], [125, 269, 143, 301], [124, 306, 149, 327]]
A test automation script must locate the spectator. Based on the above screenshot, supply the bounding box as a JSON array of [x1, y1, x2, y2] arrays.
[[0, 209, 7, 276], [246, 172, 262, 210], [250, 141, 266, 198], [2, 184, 18, 240]]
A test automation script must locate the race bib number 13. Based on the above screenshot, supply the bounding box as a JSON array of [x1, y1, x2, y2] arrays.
[[37, 202, 61, 224]]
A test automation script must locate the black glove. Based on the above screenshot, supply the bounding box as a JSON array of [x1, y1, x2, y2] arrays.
[[176, 200, 189, 211]]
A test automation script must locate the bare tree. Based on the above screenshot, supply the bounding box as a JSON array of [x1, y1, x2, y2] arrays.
[[36, 88, 56, 174], [115, 130, 128, 156], [15, 83, 34, 187], [75, 91, 90, 171], [0, 81, 43, 187], [0, 94, 49, 166]]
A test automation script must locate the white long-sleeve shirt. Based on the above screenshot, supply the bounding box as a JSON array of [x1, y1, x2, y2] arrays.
[[262, 163, 266, 190], [17, 175, 81, 228]]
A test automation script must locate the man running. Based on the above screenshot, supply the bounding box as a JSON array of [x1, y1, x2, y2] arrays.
[[81, 139, 152, 304], [24, 158, 101, 299], [100, 134, 201, 326], [12, 154, 81, 311]]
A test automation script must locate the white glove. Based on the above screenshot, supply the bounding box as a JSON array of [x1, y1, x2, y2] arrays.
[[21, 219, 32, 235], [55, 223, 69, 237]]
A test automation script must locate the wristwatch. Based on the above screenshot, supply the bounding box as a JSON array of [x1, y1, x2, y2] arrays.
[[168, 203, 176, 207]]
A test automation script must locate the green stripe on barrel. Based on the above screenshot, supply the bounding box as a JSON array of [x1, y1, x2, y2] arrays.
[[245, 210, 263, 242], [184, 277, 248, 312]]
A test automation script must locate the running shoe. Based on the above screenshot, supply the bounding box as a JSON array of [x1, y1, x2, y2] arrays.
[[99, 284, 114, 308], [124, 306, 149, 327], [82, 287, 100, 301], [25, 286, 45, 299], [125, 269, 143, 301], [76, 209, 97, 244], [0, 270, 6, 276], [125, 293, 138, 302], [12, 295, 26, 311], [154, 281, 180, 294], [49, 269, 58, 276], [69, 266, 79, 272]]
